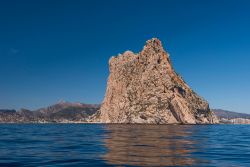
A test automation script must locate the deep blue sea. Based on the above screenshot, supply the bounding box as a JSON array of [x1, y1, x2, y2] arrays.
[[0, 124, 249, 167]]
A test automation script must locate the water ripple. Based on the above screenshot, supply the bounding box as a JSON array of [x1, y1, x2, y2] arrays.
[[0, 124, 249, 166]]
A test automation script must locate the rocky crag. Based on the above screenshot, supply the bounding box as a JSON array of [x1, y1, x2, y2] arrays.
[[96, 38, 218, 124]]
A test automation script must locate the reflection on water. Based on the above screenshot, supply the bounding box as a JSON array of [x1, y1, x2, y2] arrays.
[[103, 124, 206, 166], [0, 124, 250, 166]]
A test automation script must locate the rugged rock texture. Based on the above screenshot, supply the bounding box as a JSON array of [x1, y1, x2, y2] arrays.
[[97, 38, 218, 124]]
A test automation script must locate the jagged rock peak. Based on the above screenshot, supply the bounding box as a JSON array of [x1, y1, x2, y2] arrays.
[[95, 38, 218, 124], [144, 38, 163, 49]]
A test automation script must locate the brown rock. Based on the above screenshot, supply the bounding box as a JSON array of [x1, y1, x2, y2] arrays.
[[96, 38, 218, 124]]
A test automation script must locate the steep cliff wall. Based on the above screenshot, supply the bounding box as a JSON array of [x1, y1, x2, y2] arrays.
[[97, 38, 218, 124]]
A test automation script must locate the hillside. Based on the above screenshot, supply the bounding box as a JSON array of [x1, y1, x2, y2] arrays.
[[0, 102, 100, 123], [213, 109, 250, 119]]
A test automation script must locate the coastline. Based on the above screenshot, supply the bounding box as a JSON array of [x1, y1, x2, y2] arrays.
[[0, 122, 248, 125]]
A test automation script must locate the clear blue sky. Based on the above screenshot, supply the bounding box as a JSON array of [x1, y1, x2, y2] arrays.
[[0, 0, 249, 113]]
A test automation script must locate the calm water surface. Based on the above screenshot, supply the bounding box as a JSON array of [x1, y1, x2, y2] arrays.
[[0, 124, 249, 167]]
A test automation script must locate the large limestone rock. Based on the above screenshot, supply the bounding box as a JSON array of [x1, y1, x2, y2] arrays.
[[97, 38, 218, 124]]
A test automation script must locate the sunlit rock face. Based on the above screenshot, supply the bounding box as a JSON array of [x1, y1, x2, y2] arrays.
[[97, 38, 218, 124]]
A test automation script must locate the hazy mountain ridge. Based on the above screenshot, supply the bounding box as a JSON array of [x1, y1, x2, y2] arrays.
[[212, 109, 250, 124], [213, 109, 250, 119], [0, 106, 250, 124], [0, 102, 100, 123]]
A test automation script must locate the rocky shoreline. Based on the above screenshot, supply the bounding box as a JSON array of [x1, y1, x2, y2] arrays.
[[0, 105, 249, 124]]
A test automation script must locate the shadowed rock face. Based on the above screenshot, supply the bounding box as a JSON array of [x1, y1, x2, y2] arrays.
[[97, 38, 218, 124]]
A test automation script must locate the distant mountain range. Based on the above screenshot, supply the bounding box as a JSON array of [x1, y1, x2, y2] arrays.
[[212, 109, 250, 119], [0, 102, 100, 123], [0, 104, 249, 124]]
